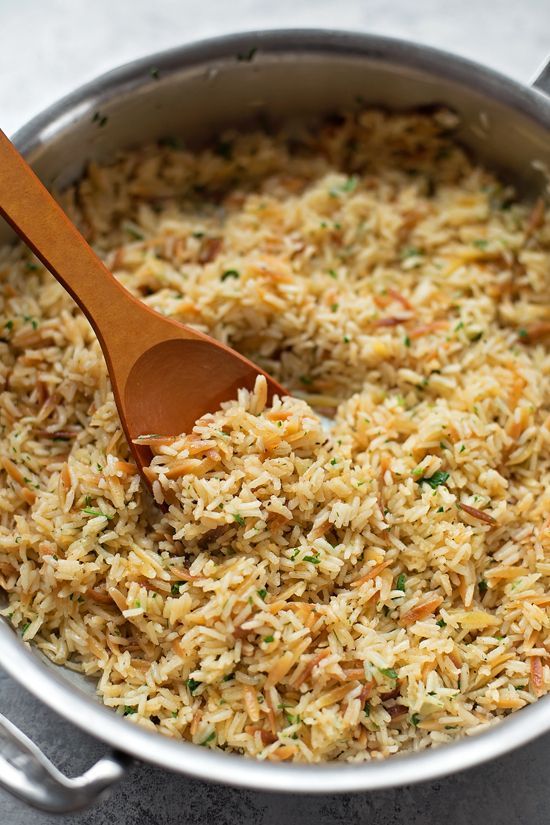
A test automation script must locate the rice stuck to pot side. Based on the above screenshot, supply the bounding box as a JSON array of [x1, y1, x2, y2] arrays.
[[0, 109, 548, 763]]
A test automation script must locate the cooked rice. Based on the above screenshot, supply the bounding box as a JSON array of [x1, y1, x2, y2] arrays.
[[0, 109, 549, 763]]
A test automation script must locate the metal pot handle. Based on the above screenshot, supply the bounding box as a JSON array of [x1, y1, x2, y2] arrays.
[[0, 712, 130, 813], [531, 55, 550, 95]]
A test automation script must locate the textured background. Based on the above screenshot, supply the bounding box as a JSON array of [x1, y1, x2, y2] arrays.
[[0, 1, 549, 822]]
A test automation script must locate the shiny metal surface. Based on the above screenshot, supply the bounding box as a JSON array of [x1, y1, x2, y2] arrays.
[[0, 713, 129, 813], [532, 53, 550, 94], [0, 29, 549, 808]]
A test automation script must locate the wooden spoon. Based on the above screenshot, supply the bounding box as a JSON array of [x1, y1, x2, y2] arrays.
[[0, 130, 286, 484]]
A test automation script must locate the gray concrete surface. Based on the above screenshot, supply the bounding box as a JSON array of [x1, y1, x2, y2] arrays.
[[0, 1, 549, 822]]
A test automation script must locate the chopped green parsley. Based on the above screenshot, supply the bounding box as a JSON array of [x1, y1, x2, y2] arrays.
[[82, 507, 113, 519], [396, 574, 406, 592], [221, 269, 240, 281], [416, 470, 450, 489], [401, 246, 422, 259], [303, 555, 321, 565], [237, 47, 257, 62], [92, 111, 108, 128], [329, 176, 358, 196]]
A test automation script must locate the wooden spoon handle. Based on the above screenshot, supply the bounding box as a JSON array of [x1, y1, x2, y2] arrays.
[[0, 129, 134, 343]]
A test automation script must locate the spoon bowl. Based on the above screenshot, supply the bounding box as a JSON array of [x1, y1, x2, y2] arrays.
[[125, 336, 276, 471]]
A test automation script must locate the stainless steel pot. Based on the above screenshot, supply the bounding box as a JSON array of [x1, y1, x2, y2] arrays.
[[0, 29, 549, 813]]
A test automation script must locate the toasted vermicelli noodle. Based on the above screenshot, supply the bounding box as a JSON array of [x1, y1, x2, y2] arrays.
[[0, 108, 549, 762]]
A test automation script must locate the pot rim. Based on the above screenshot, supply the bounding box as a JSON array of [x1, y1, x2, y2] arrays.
[[12, 28, 550, 153], [3, 28, 550, 794]]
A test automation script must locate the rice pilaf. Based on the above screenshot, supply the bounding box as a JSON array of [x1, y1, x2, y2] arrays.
[[0, 109, 548, 762]]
